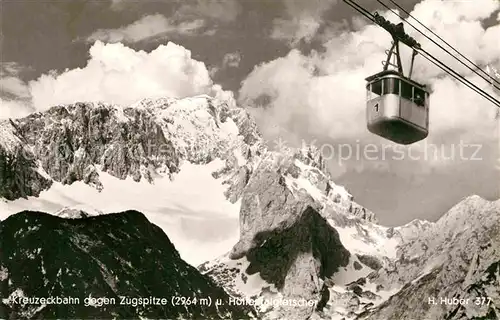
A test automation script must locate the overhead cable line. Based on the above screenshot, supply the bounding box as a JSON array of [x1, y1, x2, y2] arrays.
[[417, 48, 500, 108], [376, 0, 500, 94], [386, 0, 500, 88], [344, 0, 376, 24], [341, 0, 500, 108], [376, 0, 500, 107]]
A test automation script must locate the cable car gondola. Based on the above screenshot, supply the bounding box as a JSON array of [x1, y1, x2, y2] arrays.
[[366, 70, 429, 145], [340, 0, 500, 144], [365, 17, 429, 145]]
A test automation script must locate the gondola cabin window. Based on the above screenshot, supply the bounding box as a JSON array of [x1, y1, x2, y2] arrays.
[[400, 80, 425, 107], [367, 77, 402, 100], [400, 80, 413, 102], [383, 77, 400, 94], [367, 80, 383, 101], [413, 87, 425, 106]]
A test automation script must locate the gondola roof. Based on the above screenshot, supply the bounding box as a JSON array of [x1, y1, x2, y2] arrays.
[[365, 70, 427, 90]]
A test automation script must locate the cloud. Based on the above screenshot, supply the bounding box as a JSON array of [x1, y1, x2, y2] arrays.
[[271, 16, 322, 46], [110, 0, 241, 24], [241, 0, 500, 147], [109, 0, 128, 11], [208, 66, 220, 78], [0, 62, 34, 119], [398, 0, 500, 80], [0, 98, 32, 119], [86, 14, 205, 43], [0, 75, 31, 99], [1, 62, 25, 77], [177, 0, 242, 23], [270, 0, 338, 46], [26, 41, 234, 112], [222, 52, 242, 68]]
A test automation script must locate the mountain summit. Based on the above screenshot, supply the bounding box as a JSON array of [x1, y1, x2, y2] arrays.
[[1, 95, 498, 320]]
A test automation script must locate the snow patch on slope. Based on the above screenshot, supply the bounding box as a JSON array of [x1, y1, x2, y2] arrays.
[[329, 220, 398, 260], [201, 255, 274, 299], [54, 205, 104, 219], [0, 160, 240, 266], [332, 256, 373, 286]]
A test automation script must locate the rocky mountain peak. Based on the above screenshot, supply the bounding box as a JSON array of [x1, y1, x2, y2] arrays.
[[202, 150, 498, 320], [350, 196, 500, 320], [292, 144, 329, 176], [4, 93, 494, 320], [0, 95, 261, 201]]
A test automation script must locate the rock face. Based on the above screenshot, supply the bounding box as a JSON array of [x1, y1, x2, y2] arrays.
[[0, 95, 255, 200], [244, 206, 351, 319], [2, 94, 498, 320], [222, 152, 351, 319], [354, 196, 500, 320], [199, 138, 500, 319], [202, 148, 380, 319], [13, 103, 178, 185], [0, 120, 53, 200], [0, 210, 256, 320]]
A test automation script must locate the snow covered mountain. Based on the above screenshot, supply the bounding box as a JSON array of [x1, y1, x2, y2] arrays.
[[0, 95, 258, 265], [1, 94, 498, 320]]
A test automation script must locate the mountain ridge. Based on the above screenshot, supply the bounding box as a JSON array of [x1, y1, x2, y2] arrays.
[[1, 95, 498, 320], [0, 209, 257, 320]]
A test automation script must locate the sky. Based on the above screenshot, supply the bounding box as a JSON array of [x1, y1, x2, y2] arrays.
[[1, 0, 499, 226]]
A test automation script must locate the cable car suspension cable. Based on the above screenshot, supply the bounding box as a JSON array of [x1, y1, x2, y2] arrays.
[[341, 0, 500, 108], [376, 0, 500, 108], [385, 0, 500, 88], [343, 0, 377, 24], [376, 0, 500, 93], [416, 48, 500, 108]]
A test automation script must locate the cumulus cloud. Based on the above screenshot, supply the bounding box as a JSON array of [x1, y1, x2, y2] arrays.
[[270, 0, 338, 46], [222, 52, 242, 68], [0, 98, 32, 119], [86, 14, 205, 43], [26, 41, 233, 112], [0, 76, 31, 99], [0, 62, 34, 119], [399, 0, 500, 80], [1, 62, 25, 77], [241, 0, 500, 148], [208, 66, 220, 78]]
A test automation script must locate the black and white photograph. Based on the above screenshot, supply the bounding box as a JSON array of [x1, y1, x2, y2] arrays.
[[0, 0, 499, 319]]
